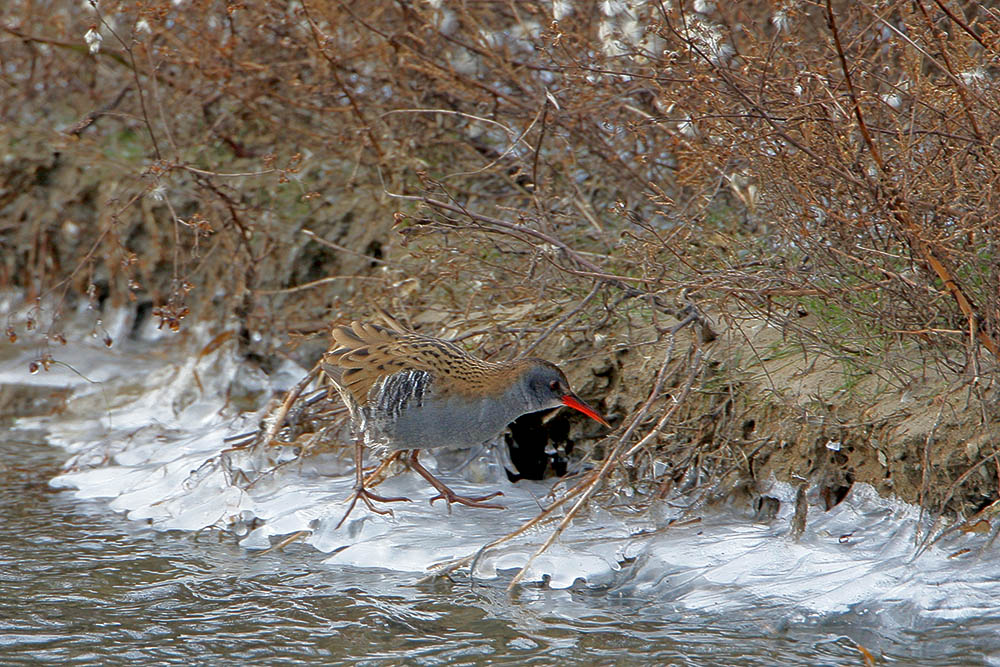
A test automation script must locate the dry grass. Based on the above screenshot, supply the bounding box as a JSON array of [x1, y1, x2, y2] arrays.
[[3, 1, 1000, 548]]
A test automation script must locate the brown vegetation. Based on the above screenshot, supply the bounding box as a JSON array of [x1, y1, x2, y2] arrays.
[[3, 1, 1000, 540]]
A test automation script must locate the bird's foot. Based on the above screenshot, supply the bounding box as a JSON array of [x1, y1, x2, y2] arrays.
[[405, 450, 505, 510], [336, 485, 411, 529], [429, 488, 505, 510]]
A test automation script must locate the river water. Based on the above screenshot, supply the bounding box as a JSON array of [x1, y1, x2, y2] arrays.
[[3, 325, 1000, 664], [0, 435, 915, 665]]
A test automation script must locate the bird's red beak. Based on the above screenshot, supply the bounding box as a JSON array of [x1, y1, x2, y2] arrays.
[[561, 394, 611, 427]]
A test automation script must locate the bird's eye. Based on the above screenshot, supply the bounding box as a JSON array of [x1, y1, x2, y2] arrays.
[[549, 380, 560, 391]]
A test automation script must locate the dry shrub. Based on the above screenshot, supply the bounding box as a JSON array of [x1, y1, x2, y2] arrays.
[[2, 1, 999, 517]]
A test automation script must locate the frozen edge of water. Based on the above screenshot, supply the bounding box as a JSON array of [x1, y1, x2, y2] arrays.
[[5, 330, 1000, 620]]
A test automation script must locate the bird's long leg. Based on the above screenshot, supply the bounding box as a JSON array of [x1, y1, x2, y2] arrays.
[[336, 441, 411, 529], [407, 450, 505, 510]]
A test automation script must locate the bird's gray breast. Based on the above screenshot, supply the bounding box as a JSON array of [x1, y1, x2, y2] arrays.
[[360, 369, 514, 452]]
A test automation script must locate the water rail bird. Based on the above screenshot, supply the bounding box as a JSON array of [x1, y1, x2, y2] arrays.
[[321, 314, 610, 526]]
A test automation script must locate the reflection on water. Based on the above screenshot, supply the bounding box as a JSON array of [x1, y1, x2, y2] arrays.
[[2, 436, 999, 665]]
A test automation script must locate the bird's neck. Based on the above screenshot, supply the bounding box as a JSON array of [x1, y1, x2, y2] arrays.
[[490, 373, 546, 422]]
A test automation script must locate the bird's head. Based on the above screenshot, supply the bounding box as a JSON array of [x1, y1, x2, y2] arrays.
[[517, 360, 610, 427]]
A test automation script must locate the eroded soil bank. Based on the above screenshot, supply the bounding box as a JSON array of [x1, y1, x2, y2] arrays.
[[557, 308, 1000, 529]]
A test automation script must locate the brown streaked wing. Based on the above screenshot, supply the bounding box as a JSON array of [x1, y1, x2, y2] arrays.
[[324, 321, 501, 405], [325, 322, 405, 406]]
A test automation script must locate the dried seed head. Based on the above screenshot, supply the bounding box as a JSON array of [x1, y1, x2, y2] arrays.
[[84, 27, 102, 54]]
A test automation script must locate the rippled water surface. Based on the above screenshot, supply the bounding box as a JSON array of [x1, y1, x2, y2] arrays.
[[3, 434, 999, 666]]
